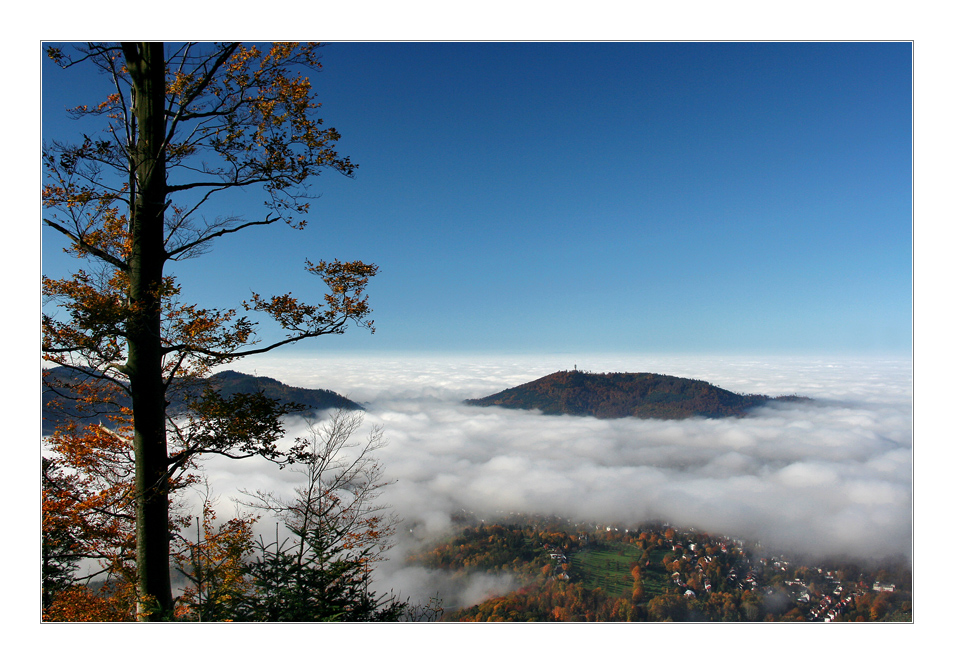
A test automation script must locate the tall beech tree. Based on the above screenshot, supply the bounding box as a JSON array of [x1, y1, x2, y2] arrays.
[[43, 42, 377, 620]]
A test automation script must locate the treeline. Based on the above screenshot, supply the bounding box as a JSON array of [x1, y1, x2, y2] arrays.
[[453, 579, 912, 622], [42, 367, 362, 436], [451, 581, 775, 622], [207, 371, 363, 415], [453, 580, 637, 622], [465, 371, 776, 420]]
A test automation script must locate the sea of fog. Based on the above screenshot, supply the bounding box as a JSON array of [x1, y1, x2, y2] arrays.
[[194, 352, 912, 609]]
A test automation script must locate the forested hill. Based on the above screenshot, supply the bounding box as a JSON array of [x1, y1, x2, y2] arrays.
[[202, 370, 363, 415], [464, 370, 809, 420], [42, 367, 362, 436]]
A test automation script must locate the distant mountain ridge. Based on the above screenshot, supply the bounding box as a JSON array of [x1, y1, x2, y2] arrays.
[[206, 371, 362, 413], [42, 367, 361, 436], [464, 370, 809, 420]]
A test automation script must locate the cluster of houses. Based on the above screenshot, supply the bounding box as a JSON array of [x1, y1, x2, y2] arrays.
[[673, 551, 876, 621], [544, 546, 571, 581], [671, 561, 762, 597], [728, 566, 760, 589], [781, 565, 868, 621], [538, 522, 904, 620], [807, 593, 855, 622], [785, 580, 813, 604], [664, 529, 754, 594]]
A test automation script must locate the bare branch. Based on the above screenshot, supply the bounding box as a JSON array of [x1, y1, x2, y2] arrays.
[[43, 218, 130, 272], [164, 214, 281, 260]]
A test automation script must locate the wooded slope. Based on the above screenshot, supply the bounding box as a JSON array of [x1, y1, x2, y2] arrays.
[[42, 367, 361, 435], [464, 370, 804, 419]]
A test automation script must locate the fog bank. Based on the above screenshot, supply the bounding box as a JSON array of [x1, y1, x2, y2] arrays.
[[200, 353, 912, 607]]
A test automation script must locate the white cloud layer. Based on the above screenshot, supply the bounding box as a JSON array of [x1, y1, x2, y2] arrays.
[[199, 352, 912, 607]]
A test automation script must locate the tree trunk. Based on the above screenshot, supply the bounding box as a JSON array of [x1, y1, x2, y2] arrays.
[[122, 41, 173, 620]]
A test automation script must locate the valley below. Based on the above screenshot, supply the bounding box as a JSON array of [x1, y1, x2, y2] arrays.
[[401, 512, 911, 621]]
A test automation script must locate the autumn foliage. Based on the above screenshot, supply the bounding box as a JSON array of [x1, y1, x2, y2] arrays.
[[409, 519, 911, 622], [43, 42, 379, 619]]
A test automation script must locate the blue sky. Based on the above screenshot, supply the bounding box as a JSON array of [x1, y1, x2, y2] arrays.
[[41, 42, 912, 356]]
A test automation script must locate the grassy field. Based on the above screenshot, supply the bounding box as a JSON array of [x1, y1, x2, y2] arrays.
[[570, 543, 670, 598]]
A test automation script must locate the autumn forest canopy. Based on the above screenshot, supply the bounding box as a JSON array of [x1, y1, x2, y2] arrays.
[[40, 41, 911, 624]]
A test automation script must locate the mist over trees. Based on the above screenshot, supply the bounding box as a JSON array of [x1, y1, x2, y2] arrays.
[[40, 42, 911, 624], [42, 41, 380, 620]]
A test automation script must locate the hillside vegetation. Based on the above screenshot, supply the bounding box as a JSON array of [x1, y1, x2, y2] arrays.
[[410, 517, 911, 622], [465, 370, 808, 420], [42, 367, 362, 435]]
